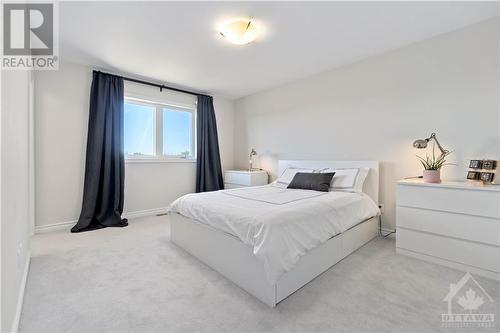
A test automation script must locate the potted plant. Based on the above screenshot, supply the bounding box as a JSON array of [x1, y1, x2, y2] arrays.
[[416, 144, 453, 183]]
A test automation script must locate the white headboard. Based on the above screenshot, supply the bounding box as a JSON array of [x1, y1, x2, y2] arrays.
[[278, 160, 379, 204]]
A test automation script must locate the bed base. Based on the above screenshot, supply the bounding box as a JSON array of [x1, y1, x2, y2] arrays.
[[170, 213, 378, 307]]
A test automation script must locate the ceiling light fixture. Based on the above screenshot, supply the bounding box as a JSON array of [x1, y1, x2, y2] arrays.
[[219, 18, 259, 45]]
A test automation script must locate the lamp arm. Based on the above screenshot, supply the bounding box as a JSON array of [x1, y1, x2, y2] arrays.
[[428, 133, 448, 155], [248, 149, 257, 171]]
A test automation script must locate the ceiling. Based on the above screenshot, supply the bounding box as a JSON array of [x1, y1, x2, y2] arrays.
[[60, 1, 499, 99]]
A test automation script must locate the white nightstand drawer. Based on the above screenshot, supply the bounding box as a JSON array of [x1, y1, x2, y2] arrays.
[[397, 228, 500, 273], [225, 172, 252, 186], [397, 184, 500, 219], [224, 183, 246, 189], [224, 170, 268, 187], [397, 206, 500, 246]]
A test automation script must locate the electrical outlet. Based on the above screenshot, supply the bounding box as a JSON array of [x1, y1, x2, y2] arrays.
[[378, 204, 385, 214]]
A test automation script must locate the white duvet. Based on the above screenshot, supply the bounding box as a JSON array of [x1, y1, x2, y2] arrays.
[[167, 185, 380, 284]]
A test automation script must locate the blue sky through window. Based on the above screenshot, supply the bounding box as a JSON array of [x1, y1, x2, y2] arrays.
[[124, 102, 155, 155], [124, 101, 193, 157], [163, 108, 192, 156]]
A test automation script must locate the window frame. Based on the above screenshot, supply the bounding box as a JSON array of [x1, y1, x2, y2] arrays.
[[124, 95, 197, 163]]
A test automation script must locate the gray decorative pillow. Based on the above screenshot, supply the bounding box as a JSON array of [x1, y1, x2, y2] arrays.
[[287, 172, 336, 192]]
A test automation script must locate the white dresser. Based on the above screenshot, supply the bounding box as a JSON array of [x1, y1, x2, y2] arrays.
[[224, 170, 268, 189], [396, 179, 500, 280]]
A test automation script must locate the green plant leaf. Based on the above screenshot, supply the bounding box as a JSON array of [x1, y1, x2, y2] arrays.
[[415, 142, 453, 170]]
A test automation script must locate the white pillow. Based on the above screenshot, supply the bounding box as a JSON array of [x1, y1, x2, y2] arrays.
[[276, 167, 315, 186], [320, 167, 369, 193], [353, 167, 369, 193]]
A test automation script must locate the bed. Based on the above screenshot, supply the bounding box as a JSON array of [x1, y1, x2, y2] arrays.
[[168, 160, 380, 307]]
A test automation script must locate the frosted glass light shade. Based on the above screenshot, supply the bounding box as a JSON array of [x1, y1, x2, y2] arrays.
[[219, 19, 258, 45]]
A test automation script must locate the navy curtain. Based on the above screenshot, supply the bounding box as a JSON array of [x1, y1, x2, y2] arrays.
[[196, 95, 224, 192], [71, 71, 128, 232]]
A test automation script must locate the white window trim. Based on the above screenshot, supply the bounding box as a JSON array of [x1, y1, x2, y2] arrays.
[[125, 158, 196, 164], [124, 95, 197, 163]]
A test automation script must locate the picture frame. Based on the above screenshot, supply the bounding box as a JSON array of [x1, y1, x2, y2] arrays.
[[479, 172, 494, 183], [482, 160, 497, 170], [469, 160, 483, 169], [466, 171, 480, 180]]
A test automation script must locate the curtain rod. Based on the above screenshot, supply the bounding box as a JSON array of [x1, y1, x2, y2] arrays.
[[93, 70, 211, 98]]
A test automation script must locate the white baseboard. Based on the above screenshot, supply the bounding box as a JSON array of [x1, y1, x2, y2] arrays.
[[123, 207, 168, 220], [11, 252, 30, 333], [34, 207, 168, 234], [35, 220, 76, 233]]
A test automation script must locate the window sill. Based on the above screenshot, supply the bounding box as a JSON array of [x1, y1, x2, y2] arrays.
[[125, 158, 196, 164]]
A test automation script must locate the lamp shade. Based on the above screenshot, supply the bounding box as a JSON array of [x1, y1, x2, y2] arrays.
[[413, 139, 428, 149]]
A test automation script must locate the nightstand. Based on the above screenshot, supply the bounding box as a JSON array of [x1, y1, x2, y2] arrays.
[[396, 179, 500, 281], [224, 170, 268, 189]]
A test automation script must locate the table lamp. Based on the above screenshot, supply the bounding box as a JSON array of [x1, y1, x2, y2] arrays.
[[413, 132, 449, 157], [249, 148, 257, 171]]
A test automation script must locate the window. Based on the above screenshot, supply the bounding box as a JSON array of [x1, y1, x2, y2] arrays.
[[162, 108, 193, 157], [124, 102, 155, 156], [124, 97, 196, 161]]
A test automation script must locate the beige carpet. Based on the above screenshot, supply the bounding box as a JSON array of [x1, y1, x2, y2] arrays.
[[20, 215, 499, 332]]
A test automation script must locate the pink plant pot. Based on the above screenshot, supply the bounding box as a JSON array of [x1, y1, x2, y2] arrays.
[[423, 169, 441, 183]]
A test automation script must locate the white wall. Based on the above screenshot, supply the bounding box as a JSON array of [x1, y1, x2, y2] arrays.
[[1, 70, 33, 332], [35, 61, 234, 229], [233, 18, 500, 229]]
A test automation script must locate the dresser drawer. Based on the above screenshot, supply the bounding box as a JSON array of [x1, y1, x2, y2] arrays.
[[397, 184, 500, 219], [397, 228, 500, 273], [397, 206, 500, 246]]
